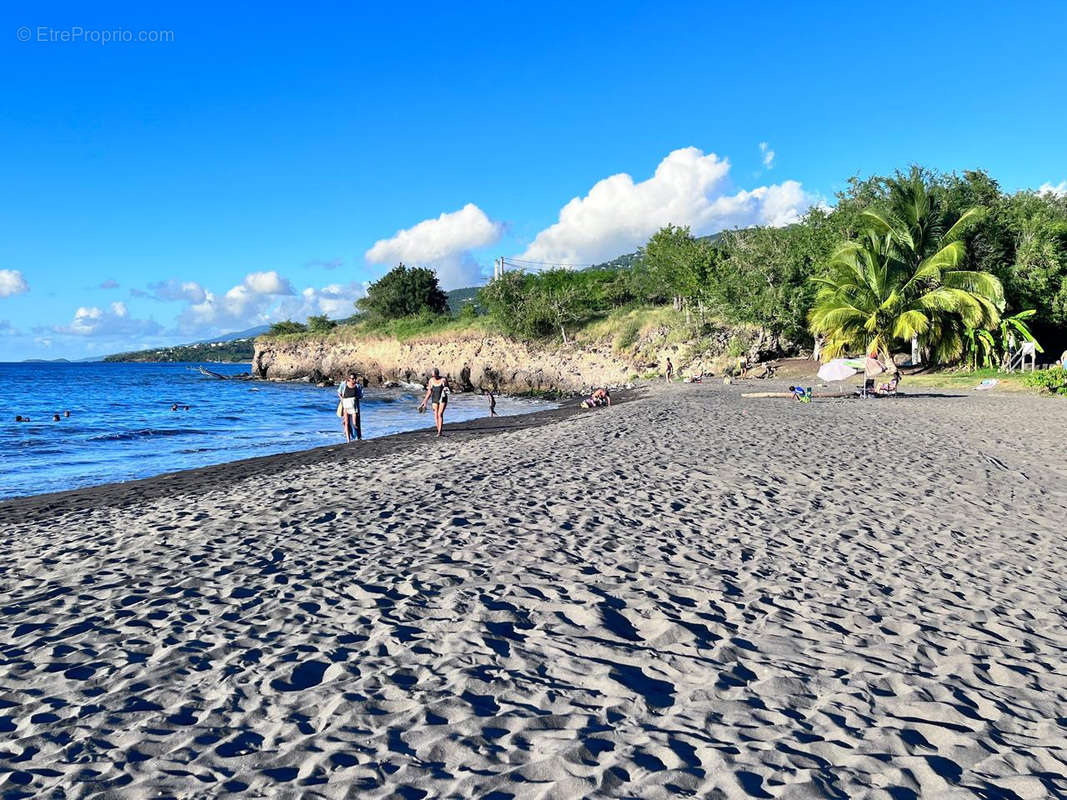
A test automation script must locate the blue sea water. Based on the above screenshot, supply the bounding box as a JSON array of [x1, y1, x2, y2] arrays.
[[0, 362, 555, 500]]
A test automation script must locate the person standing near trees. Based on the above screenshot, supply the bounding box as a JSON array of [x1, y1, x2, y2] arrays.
[[337, 372, 363, 442], [665, 357, 674, 382]]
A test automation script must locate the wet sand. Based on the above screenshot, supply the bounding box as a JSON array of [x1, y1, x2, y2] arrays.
[[1, 382, 1065, 798]]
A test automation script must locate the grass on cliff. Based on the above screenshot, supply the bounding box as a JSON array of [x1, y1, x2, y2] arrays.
[[257, 304, 765, 362], [262, 311, 495, 344]]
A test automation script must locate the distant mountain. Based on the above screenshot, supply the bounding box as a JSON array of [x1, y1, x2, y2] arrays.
[[446, 286, 479, 313], [193, 324, 271, 344]]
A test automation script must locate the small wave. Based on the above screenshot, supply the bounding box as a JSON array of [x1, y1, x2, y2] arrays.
[[88, 428, 208, 442]]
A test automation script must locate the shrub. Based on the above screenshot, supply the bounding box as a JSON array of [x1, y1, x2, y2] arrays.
[[457, 301, 479, 321], [268, 320, 307, 335], [1024, 367, 1067, 395], [307, 314, 336, 332]]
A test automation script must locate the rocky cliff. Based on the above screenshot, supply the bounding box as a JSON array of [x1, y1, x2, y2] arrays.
[[252, 322, 794, 394], [252, 333, 640, 394]]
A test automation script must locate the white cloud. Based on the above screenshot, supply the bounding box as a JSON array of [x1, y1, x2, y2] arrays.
[[276, 282, 366, 321], [0, 320, 14, 336], [1038, 181, 1067, 197], [0, 269, 29, 298], [759, 142, 775, 169], [177, 271, 303, 334], [54, 304, 161, 337], [365, 203, 504, 289], [519, 147, 816, 265], [243, 271, 294, 295]]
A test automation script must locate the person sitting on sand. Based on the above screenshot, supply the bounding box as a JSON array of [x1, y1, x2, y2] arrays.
[[863, 348, 885, 395], [878, 369, 902, 395], [337, 372, 363, 442], [582, 388, 611, 408], [419, 368, 449, 437]]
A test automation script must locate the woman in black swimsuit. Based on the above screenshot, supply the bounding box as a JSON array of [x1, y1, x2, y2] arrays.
[[419, 368, 449, 437]]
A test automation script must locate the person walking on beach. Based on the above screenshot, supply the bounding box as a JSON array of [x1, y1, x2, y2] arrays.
[[419, 368, 449, 437], [337, 372, 363, 442], [665, 357, 674, 382], [484, 389, 497, 416]]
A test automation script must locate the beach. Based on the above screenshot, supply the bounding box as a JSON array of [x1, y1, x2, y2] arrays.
[[1, 382, 1065, 799]]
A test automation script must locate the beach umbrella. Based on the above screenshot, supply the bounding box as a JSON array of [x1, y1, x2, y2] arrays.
[[817, 358, 859, 382]]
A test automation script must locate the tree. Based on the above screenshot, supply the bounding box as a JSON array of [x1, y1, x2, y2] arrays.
[[307, 314, 336, 332], [810, 229, 1003, 363], [713, 212, 838, 348], [268, 320, 307, 335], [357, 264, 448, 319], [813, 168, 1003, 363]]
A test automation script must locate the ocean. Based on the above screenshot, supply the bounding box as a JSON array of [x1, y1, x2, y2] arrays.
[[0, 362, 555, 500]]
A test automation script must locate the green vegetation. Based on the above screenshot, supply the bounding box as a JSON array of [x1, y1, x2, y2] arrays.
[[478, 268, 637, 342], [267, 320, 308, 335], [1024, 366, 1067, 395], [812, 171, 1002, 364], [103, 339, 254, 363], [357, 264, 448, 320], [307, 314, 336, 332]]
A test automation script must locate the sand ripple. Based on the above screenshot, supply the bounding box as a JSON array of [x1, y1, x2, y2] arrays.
[[1, 384, 1066, 798]]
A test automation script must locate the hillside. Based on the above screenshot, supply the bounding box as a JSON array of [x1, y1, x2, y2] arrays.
[[103, 338, 255, 363], [252, 306, 769, 394]]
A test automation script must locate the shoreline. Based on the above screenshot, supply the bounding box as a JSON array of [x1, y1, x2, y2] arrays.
[[0, 388, 638, 522]]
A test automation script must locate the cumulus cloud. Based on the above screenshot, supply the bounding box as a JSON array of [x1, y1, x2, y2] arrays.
[[519, 147, 815, 265], [759, 142, 775, 169], [0, 269, 29, 298], [1039, 181, 1067, 197], [54, 302, 162, 337], [99, 278, 120, 290], [276, 282, 366, 321], [365, 203, 504, 289], [243, 271, 294, 295], [177, 271, 304, 334]]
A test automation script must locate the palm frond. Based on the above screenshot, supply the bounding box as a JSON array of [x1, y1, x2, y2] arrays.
[[943, 206, 987, 243]]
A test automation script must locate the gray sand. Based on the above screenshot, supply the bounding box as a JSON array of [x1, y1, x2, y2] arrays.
[[1, 383, 1065, 798]]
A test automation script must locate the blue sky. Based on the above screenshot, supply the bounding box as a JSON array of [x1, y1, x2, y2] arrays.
[[1, 0, 1065, 360]]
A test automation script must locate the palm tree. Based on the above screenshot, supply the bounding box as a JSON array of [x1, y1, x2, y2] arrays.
[[810, 230, 1003, 362], [811, 170, 1004, 363]]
